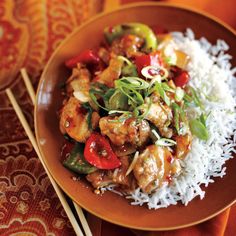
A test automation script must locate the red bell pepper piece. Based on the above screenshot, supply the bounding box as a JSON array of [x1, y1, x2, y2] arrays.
[[174, 71, 190, 88], [170, 66, 190, 88], [65, 49, 100, 68], [84, 133, 121, 170], [135, 51, 163, 74]]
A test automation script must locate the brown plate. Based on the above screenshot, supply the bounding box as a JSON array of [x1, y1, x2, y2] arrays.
[[35, 2, 236, 230]]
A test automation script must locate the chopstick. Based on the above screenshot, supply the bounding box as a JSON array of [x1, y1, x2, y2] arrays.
[[20, 69, 92, 236], [20, 68, 36, 106]]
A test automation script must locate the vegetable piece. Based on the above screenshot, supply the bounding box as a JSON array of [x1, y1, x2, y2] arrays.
[[189, 119, 209, 141], [84, 133, 121, 169], [155, 138, 176, 147], [125, 151, 139, 176], [141, 65, 168, 81], [118, 56, 138, 77], [104, 23, 157, 51], [175, 50, 190, 69], [65, 49, 100, 69], [63, 142, 97, 174], [189, 87, 203, 109], [135, 51, 162, 74], [173, 70, 190, 88], [153, 82, 170, 106], [175, 87, 185, 102], [81, 102, 93, 129], [107, 89, 128, 110]]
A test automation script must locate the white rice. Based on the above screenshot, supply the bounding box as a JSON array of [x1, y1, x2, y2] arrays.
[[108, 29, 236, 209]]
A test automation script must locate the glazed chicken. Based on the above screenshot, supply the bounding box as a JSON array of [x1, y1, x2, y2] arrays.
[[133, 145, 181, 193], [94, 57, 123, 87], [143, 102, 173, 138], [65, 64, 91, 102], [99, 116, 151, 147], [59, 97, 100, 142]]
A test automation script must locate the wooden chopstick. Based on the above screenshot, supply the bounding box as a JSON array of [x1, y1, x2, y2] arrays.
[[19, 69, 93, 236], [20, 68, 36, 106], [5, 88, 84, 236]]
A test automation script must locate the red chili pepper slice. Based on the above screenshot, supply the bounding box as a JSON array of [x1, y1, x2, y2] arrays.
[[170, 66, 190, 88], [84, 133, 121, 170], [174, 71, 190, 88], [65, 49, 100, 68], [135, 51, 163, 74]]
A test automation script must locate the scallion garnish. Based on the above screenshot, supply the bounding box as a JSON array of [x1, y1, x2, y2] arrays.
[[155, 138, 176, 147], [189, 118, 208, 141], [154, 82, 170, 106], [82, 102, 93, 129], [175, 87, 185, 102], [141, 65, 168, 80]]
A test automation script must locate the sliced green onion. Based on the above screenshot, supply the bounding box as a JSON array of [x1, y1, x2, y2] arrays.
[[125, 151, 139, 176], [172, 103, 180, 134], [155, 138, 176, 147], [118, 56, 138, 77], [117, 56, 133, 66], [151, 129, 161, 140], [133, 98, 152, 119], [89, 89, 109, 111], [161, 82, 175, 93], [81, 102, 93, 129], [141, 66, 168, 80], [189, 119, 208, 141], [154, 82, 170, 106], [189, 87, 203, 109], [175, 87, 185, 102], [108, 110, 132, 115], [107, 89, 128, 110], [116, 77, 149, 90]]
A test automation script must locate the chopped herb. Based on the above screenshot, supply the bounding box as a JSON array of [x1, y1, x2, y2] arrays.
[[175, 87, 185, 102], [89, 89, 109, 111], [189, 118, 208, 141], [189, 87, 203, 109], [155, 138, 176, 147], [153, 82, 170, 106], [82, 102, 93, 129]]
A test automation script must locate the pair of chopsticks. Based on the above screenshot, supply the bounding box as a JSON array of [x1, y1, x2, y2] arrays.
[[6, 68, 92, 236]]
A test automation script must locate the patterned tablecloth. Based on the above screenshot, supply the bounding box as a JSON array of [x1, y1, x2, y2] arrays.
[[0, 1, 235, 236]]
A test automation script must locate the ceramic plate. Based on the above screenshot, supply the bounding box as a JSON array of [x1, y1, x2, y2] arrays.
[[35, 3, 236, 230]]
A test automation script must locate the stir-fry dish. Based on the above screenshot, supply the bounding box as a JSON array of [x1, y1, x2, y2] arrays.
[[59, 23, 211, 197]]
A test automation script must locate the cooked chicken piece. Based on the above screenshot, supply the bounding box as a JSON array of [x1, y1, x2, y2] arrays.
[[133, 145, 181, 193], [143, 102, 173, 138], [86, 170, 113, 188], [98, 47, 110, 65], [111, 34, 144, 58], [94, 57, 123, 87], [65, 64, 91, 102], [59, 97, 100, 142], [99, 116, 150, 147], [174, 133, 192, 159]]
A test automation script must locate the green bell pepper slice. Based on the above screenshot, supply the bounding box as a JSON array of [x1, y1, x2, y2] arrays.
[[104, 22, 157, 51], [63, 142, 97, 174]]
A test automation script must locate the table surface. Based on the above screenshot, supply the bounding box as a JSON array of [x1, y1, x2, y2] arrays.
[[0, 1, 235, 235]]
